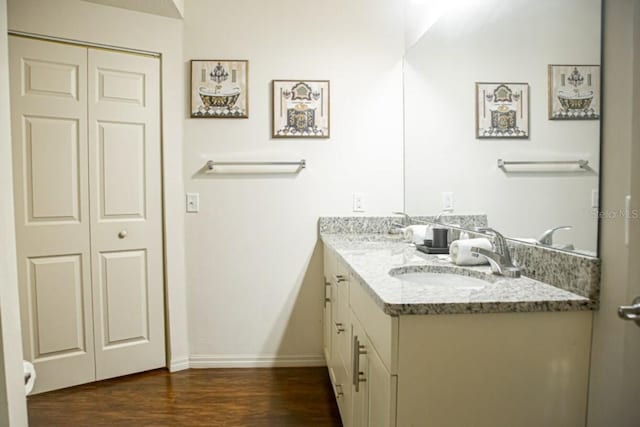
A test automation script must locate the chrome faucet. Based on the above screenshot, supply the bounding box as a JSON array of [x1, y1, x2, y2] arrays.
[[391, 212, 411, 229], [538, 226, 572, 246], [433, 211, 446, 225], [470, 227, 521, 278]]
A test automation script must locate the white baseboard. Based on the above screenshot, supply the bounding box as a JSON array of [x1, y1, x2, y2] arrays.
[[169, 357, 190, 372], [188, 354, 326, 369]]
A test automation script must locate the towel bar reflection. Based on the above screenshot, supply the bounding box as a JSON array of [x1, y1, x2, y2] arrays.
[[206, 159, 306, 173], [498, 159, 589, 171]]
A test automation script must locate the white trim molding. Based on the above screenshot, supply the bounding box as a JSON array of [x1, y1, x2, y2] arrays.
[[189, 354, 326, 369], [169, 357, 190, 372]]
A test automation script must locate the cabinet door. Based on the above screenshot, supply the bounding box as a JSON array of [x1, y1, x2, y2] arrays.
[[335, 269, 351, 376], [352, 311, 397, 427], [367, 343, 396, 427], [323, 278, 333, 365], [335, 364, 353, 427]]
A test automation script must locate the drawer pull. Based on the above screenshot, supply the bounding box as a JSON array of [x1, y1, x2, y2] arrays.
[[352, 335, 367, 392], [334, 322, 345, 334], [334, 274, 347, 284]]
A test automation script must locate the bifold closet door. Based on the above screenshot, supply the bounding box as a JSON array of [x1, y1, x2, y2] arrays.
[[10, 36, 166, 392], [9, 36, 95, 394], [87, 49, 165, 380]]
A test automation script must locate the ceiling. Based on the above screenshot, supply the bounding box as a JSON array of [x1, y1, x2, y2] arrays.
[[82, 0, 184, 19]]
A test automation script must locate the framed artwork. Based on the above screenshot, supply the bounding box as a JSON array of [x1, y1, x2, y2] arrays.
[[190, 60, 248, 118], [475, 82, 529, 138], [272, 80, 330, 138], [548, 65, 600, 120]]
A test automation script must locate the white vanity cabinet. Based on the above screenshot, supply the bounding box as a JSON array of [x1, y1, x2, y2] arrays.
[[351, 312, 397, 427], [324, 246, 353, 425], [323, 245, 593, 427], [324, 247, 399, 427]]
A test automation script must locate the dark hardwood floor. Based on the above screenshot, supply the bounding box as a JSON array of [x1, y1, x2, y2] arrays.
[[27, 367, 342, 426]]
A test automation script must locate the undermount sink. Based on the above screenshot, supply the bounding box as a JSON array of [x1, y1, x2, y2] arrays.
[[393, 272, 488, 290], [388, 266, 494, 290]]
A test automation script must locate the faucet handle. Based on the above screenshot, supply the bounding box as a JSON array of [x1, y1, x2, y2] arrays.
[[538, 226, 572, 246], [475, 227, 510, 259], [392, 212, 411, 227]]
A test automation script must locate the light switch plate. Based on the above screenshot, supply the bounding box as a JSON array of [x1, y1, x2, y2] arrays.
[[186, 192, 199, 213]]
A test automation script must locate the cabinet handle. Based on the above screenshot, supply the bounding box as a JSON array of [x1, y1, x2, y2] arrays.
[[334, 322, 345, 334], [324, 280, 331, 308], [352, 335, 367, 392], [334, 274, 347, 284], [335, 383, 344, 398]]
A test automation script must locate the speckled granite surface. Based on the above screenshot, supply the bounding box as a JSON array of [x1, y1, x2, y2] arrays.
[[506, 241, 600, 300], [321, 233, 595, 316], [318, 214, 487, 234], [318, 215, 601, 302]]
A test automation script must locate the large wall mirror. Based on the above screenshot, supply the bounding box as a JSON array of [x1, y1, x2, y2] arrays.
[[403, 0, 602, 256]]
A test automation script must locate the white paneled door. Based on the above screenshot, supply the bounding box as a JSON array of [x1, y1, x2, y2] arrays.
[[87, 48, 165, 380], [9, 36, 165, 393]]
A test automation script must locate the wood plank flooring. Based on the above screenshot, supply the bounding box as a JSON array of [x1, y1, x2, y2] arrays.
[[27, 367, 342, 426]]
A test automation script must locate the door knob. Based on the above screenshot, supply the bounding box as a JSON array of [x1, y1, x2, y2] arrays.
[[118, 230, 128, 239], [618, 296, 640, 327]]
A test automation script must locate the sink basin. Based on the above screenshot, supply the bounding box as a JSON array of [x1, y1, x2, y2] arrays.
[[391, 272, 489, 290]]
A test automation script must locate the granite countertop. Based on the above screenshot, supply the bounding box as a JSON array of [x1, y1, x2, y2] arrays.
[[321, 233, 596, 316]]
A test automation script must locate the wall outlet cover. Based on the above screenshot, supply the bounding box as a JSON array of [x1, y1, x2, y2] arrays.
[[353, 192, 365, 212], [442, 192, 454, 212]]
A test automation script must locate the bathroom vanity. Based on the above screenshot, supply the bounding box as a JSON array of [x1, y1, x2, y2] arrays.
[[321, 229, 595, 427]]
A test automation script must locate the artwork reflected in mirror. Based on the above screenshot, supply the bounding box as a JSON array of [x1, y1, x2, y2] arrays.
[[548, 65, 600, 120], [476, 82, 529, 138]]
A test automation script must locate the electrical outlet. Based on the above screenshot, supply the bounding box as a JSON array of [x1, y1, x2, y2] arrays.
[[442, 192, 454, 212], [591, 189, 599, 209], [186, 192, 200, 213], [353, 192, 365, 212]]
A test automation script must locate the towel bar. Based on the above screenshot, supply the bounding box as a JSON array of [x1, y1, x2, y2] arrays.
[[206, 159, 306, 173], [497, 159, 589, 171]]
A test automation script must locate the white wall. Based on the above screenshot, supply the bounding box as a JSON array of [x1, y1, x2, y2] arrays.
[[0, 0, 28, 423], [7, 0, 190, 371], [404, 0, 601, 252], [404, 0, 449, 50], [183, 0, 405, 366]]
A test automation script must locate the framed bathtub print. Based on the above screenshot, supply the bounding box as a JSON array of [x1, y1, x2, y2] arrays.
[[548, 65, 600, 120], [272, 80, 330, 138], [475, 82, 529, 138], [191, 60, 248, 118]]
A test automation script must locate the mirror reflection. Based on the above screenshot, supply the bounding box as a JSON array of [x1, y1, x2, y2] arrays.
[[403, 0, 602, 256]]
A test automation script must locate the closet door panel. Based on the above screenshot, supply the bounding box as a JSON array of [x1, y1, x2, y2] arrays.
[[10, 36, 95, 394], [88, 48, 165, 380]]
